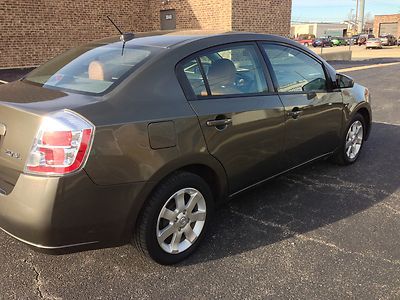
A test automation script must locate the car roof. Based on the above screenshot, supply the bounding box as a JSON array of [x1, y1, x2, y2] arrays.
[[91, 30, 290, 49]]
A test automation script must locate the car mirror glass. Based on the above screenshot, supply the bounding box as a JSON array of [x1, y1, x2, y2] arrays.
[[336, 73, 354, 89]]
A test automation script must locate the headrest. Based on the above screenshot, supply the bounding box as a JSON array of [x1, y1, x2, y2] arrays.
[[207, 59, 237, 86], [88, 61, 105, 81]]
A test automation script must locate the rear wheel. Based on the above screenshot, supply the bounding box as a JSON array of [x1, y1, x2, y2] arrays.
[[332, 113, 366, 165], [134, 171, 214, 265]]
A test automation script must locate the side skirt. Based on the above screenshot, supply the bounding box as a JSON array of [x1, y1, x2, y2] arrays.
[[229, 152, 334, 198]]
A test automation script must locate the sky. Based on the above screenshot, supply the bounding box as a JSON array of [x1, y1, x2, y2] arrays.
[[292, 0, 400, 23]]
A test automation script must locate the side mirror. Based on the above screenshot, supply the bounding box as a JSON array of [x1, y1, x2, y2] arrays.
[[336, 73, 354, 89]]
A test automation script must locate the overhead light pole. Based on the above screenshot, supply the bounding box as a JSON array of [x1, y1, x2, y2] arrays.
[[355, 0, 359, 33], [358, 0, 365, 33]]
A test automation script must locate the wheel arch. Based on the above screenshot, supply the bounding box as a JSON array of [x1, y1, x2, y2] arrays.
[[145, 154, 229, 203], [123, 154, 229, 240], [356, 106, 372, 140]]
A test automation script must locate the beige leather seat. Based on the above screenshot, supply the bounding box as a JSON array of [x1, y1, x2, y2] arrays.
[[88, 61, 105, 81], [207, 59, 240, 95]]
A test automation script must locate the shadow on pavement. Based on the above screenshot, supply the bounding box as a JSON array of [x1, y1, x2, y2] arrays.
[[182, 122, 400, 265]]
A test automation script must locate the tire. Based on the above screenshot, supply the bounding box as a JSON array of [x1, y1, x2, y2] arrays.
[[304, 43, 309, 47], [134, 171, 214, 265], [332, 113, 366, 165]]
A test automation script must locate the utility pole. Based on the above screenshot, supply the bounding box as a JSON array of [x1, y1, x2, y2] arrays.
[[355, 0, 359, 33], [358, 0, 365, 34]]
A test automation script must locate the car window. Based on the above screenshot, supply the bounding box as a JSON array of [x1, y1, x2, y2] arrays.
[[181, 59, 207, 97], [24, 43, 157, 95], [262, 43, 327, 93], [182, 44, 268, 97]]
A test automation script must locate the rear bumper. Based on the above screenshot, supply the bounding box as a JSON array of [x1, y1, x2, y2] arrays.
[[0, 171, 148, 251]]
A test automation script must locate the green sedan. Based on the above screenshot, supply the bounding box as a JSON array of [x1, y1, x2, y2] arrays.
[[331, 37, 347, 46]]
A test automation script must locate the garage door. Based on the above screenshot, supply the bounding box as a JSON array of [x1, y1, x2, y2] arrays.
[[379, 23, 398, 36]]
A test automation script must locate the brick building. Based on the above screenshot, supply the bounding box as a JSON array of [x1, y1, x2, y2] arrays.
[[374, 14, 400, 37], [0, 0, 292, 69]]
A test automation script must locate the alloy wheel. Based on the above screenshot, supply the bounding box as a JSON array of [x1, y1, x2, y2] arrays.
[[345, 120, 364, 160], [156, 188, 206, 254]]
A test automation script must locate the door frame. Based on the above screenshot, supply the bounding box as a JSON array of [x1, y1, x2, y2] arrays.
[[176, 41, 276, 101], [256, 41, 336, 95], [160, 9, 176, 30]]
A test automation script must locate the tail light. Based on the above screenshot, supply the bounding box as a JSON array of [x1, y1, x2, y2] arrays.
[[25, 110, 95, 176]]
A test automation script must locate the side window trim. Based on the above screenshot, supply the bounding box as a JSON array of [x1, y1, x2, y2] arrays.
[[196, 57, 211, 96], [257, 41, 334, 95], [176, 41, 276, 101]]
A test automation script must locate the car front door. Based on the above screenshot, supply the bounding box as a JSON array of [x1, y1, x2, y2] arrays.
[[261, 43, 344, 168], [179, 43, 286, 193]]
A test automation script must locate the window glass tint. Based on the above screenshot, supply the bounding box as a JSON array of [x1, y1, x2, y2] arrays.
[[201, 45, 268, 96], [24, 43, 156, 94], [182, 59, 207, 97], [182, 45, 268, 98], [263, 44, 327, 93]]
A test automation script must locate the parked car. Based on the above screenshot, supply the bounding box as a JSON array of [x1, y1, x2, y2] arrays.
[[351, 34, 360, 45], [295, 34, 315, 46], [379, 34, 397, 46], [312, 38, 332, 47], [331, 37, 347, 46], [344, 37, 353, 45], [0, 31, 372, 264], [358, 34, 375, 45], [366, 38, 383, 49]]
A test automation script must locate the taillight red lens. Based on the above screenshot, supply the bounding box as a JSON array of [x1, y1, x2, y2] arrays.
[[42, 131, 72, 147], [25, 110, 95, 176], [63, 128, 91, 173], [40, 147, 66, 165]]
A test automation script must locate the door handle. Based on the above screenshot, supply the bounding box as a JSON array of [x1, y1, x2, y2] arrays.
[[287, 108, 302, 119], [206, 118, 232, 127]]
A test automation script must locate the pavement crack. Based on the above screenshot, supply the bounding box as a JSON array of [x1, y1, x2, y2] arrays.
[[22, 254, 59, 300], [380, 203, 400, 215], [295, 234, 400, 266], [230, 208, 400, 267], [32, 265, 45, 299], [23, 256, 45, 299]]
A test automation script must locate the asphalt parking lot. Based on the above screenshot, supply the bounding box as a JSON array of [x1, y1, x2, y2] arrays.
[[0, 62, 400, 299]]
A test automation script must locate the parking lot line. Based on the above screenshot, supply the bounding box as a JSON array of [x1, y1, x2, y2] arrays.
[[337, 62, 400, 73], [0, 80, 8, 84]]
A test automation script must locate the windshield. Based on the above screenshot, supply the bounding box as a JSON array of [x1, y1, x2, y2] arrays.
[[24, 42, 158, 95]]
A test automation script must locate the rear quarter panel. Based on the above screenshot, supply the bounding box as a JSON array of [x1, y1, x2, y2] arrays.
[[76, 45, 227, 187]]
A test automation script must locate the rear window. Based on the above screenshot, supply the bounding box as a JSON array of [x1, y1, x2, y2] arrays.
[[24, 43, 158, 95]]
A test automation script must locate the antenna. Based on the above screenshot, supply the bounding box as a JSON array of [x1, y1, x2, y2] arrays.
[[107, 16, 123, 35], [106, 16, 135, 43]]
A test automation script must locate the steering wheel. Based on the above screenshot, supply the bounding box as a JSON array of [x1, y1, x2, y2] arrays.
[[235, 72, 253, 92]]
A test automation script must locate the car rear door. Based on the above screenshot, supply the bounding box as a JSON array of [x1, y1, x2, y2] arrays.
[[178, 43, 285, 193], [260, 42, 344, 168]]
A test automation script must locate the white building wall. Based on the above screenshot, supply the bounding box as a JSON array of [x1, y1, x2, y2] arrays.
[[291, 23, 348, 38], [315, 23, 347, 37]]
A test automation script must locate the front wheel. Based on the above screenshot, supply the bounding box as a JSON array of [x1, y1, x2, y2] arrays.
[[134, 171, 214, 265], [332, 113, 366, 165]]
